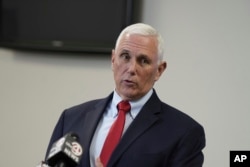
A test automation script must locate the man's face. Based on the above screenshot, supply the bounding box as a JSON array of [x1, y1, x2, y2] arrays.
[[112, 33, 166, 100]]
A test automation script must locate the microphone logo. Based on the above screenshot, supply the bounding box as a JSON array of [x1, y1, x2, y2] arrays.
[[71, 142, 83, 156]]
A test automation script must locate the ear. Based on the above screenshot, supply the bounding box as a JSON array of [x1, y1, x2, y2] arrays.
[[111, 49, 115, 70], [155, 61, 167, 81]]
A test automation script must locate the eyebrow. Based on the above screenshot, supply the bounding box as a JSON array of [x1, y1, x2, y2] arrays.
[[120, 49, 130, 54], [137, 54, 152, 62]]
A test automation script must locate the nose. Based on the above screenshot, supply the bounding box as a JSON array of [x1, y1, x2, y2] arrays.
[[127, 59, 137, 75]]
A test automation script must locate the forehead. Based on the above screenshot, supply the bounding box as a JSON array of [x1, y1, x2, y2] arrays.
[[116, 33, 158, 56]]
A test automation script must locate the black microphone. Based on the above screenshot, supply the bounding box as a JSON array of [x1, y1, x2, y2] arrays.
[[46, 132, 83, 167]]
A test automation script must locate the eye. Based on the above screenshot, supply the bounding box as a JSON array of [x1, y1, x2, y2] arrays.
[[141, 58, 149, 64], [138, 56, 150, 65], [120, 52, 130, 61]]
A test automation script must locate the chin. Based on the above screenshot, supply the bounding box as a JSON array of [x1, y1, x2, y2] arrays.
[[124, 93, 143, 101]]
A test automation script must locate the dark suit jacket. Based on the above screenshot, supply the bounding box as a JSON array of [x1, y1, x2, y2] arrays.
[[45, 90, 206, 167]]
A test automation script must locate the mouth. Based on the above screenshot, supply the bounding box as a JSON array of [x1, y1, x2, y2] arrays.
[[123, 79, 136, 86]]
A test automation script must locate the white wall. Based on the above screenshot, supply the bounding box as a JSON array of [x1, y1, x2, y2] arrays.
[[0, 0, 249, 166]]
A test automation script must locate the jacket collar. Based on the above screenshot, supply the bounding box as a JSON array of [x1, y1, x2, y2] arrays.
[[108, 90, 162, 167]]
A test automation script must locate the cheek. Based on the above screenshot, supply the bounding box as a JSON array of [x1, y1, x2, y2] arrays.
[[113, 63, 124, 79], [142, 69, 158, 83], [115, 61, 128, 73]]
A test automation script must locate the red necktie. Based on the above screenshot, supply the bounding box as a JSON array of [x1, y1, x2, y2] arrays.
[[100, 100, 131, 167]]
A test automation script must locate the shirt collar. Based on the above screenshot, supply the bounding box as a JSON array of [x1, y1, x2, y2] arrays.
[[109, 89, 153, 119]]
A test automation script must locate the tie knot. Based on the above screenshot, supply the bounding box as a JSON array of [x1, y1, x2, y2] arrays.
[[117, 100, 131, 113]]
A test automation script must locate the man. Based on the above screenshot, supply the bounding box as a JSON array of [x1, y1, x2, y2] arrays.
[[45, 23, 206, 167]]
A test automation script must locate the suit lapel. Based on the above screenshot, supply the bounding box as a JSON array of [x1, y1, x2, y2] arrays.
[[108, 91, 162, 167], [79, 93, 113, 167]]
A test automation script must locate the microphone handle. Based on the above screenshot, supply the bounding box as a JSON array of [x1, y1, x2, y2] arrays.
[[54, 160, 67, 167]]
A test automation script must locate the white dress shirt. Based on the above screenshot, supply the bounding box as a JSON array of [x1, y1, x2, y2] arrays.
[[89, 89, 153, 167]]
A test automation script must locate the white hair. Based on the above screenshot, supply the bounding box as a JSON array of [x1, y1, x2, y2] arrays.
[[115, 23, 165, 62]]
